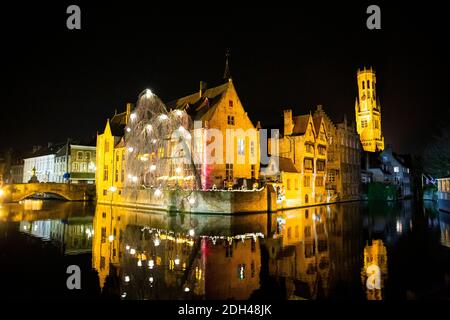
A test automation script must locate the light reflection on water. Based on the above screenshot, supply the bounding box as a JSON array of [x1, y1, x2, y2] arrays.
[[0, 199, 449, 300]]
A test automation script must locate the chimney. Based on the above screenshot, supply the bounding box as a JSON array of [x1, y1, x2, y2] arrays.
[[199, 81, 207, 97], [283, 109, 294, 136]]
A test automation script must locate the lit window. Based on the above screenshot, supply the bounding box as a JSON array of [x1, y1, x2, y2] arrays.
[[229, 100, 233, 107], [227, 115, 235, 125], [237, 139, 245, 156], [238, 264, 245, 280], [394, 166, 399, 173]]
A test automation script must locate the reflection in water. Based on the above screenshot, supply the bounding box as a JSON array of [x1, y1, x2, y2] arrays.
[[0, 200, 449, 299], [92, 205, 267, 299], [362, 240, 387, 300]]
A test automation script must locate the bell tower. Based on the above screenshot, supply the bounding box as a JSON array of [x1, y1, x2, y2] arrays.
[[355, 67, 384, 152]]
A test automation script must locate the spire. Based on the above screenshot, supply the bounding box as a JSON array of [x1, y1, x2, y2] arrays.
[[223, 48, 231, 80]]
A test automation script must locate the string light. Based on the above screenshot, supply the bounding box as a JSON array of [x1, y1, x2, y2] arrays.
[[154, 188, 162, 197], [130, 248, 136, 255], [126, 127, 131, 132], [150, 165, 156, 171], [127, 146, 134, 152], [130, 113, 137, 121], [159, 114, 168, 121]]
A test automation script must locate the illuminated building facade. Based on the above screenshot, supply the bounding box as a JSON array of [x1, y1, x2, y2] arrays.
[[54, 143, 96, 184], [355, 67, 385, 152], [96, 79, 260, 204], [269, 111, 328, 206], [313, 105, 361, 201]]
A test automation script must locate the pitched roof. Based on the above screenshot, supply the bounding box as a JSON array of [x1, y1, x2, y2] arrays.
[[110, 111, 127, 137], [24, 143, 65, 159], [292, 115, 311, 135], [279, 157, 300, 173], [166, 81, 230, 121]]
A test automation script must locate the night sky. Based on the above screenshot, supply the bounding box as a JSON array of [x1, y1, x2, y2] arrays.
[[1, 2, 446, 156]]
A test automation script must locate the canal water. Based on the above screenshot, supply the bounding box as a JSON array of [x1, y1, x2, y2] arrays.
[[0, 200, 449, 300]]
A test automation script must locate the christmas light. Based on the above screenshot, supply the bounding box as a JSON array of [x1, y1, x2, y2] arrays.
[[130, 113, 137, 121], [126, 127, 131, 132], [137, 260, 142, 267], [108, 186, 117, 193], [149, 277, 154, 283], [108, 235, 114, 242], [189, 197, 196, 205], [130, 248, 136, 255], [150, 165, 156, 171], [124, 276, 130, 282], [126, 245, 130, 251], [154, 188, 162, 197], [174, 258, 180, 265], [159, 114, 168, 121], [146, 124, 153, 132], [154, 239, 160, 247], [145, 89, 153, 98], [127, 146, 134, 153], [148, 259, 154, 269], [189, 229, 195, 237]]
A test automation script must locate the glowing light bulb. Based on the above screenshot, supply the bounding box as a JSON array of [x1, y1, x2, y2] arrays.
[[124, 276, 130, 282], [132, 176, 138, 183], [174, 110, 183, 116], [146, 124, 152, 132], [148, 259, 155, 269], [175, 167, 182, 175], [126, 127, 131, 132], [150, 165, 156, 171], [174, 258, 180, 265], [154, 188, 162, 197], [189, 197, 195, 205], [126, 245, 130, 251], [130, 248, 136, 255], [189, 229, 195, 237], [152, 139, 157, 144], [0, 189, 4, 197], [130, 113, 137, 121], [108, 235, 114, 242], [145, 89, 153, 98], [137, 260, 142, 267], [121, 292, 127, 298], [127, 147, 134, 153], [154, 239, 160, 247], [108, 186, 117, 193], [159, 114, 168, 121], [149, 277, 154, 283], [184, 287, 190, 292]]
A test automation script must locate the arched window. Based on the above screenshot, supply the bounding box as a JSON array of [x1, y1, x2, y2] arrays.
[[367, 80, 370, 89], [362, 81, 365, 89], [305, 194, 309, 204]]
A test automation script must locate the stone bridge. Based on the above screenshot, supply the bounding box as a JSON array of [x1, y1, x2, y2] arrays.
[[0, 183, 96, 203]]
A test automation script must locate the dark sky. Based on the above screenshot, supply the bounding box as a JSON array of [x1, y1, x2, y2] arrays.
[[1, 2, 446, 156]]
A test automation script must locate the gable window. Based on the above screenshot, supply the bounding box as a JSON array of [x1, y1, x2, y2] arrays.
[[229, 100, 233, 107], [304, 158, 313, 170], [237, 139, 245, 155], [250, 141, 255, 158], [227, 115, 235, 125], [304, 176, 311, 187]]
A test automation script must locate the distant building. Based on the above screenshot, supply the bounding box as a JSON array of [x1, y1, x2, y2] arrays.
[[23, 144, 61, 183], [355, 67, 385, 152], [313, 106, 361, 201], [362, 146, 413, 198], [10, 162, 24, 184], [54, 142, 96, 184], [437, 177, 450, 213]]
